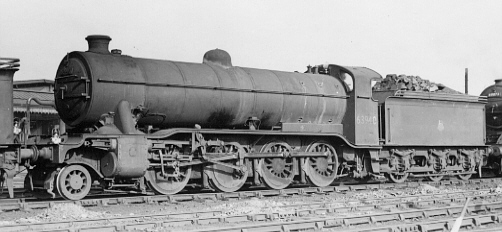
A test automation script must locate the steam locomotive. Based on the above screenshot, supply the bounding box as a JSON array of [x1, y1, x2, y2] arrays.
[[0, 35, 498, 200]]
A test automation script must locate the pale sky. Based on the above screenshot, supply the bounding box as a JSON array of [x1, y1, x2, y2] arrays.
[[1, 0, 501, 95]]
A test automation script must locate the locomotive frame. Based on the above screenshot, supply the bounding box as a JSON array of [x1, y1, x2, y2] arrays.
[[0, 36, 493, 200]]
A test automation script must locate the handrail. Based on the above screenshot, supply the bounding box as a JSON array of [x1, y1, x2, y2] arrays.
[[97, 78, 350, 99]]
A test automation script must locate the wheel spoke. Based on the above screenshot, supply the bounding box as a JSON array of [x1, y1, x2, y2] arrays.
[[56, 165, 92, 201], [457, 155, 474, 181], [206, 143, 248, 192], [259, 142, 295, 190], [304, 142, 338, 187], [146, 147, 192, 195], [387, 172, 409, 183]]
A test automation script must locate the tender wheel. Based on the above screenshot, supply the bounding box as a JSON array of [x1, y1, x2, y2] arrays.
[[427, 173, 443, 182], [386, 172, 409, 183], [56, 165, 92, 201], [259, 142, 295, 189], [457, 155, 474, 181], [146, 147, 192, 195], [205, 143, 248, 192], [387, 155, 409, 183], [427, 156, 444, 182], [304, 142, 338, 187], [457, 172, 472, 181], [456, 170, 472, 181]]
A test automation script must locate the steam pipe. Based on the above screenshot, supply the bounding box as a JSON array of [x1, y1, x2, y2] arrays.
[[24, 97, 55, 145]]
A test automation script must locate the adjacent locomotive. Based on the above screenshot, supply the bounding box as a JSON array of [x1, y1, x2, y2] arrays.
[[0, 36, 493, 200], [482, 79, 502, 144], [480, 80, 502, 173]]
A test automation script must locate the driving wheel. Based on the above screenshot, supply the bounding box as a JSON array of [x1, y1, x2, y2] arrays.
[[205, 143, 248, 192], [259, 142, 295, 189], [146, 147, 192, 195], [304, 142, 338, 187]]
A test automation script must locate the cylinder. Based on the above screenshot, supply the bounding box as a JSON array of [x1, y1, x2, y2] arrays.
[[0, 65, 18, 144]]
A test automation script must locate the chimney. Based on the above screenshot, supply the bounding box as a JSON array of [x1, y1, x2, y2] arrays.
[[85, 35, 111, 54]]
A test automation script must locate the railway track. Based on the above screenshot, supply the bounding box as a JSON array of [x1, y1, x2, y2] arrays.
[[2, 188, 502, 232], [1, 177, 500, 213]]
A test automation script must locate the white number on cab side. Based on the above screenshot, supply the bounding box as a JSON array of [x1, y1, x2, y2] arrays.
[[356, 115, 377, 124]]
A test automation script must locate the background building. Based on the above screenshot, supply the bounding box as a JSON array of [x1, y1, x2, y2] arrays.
[[13, 79, 59, 135]]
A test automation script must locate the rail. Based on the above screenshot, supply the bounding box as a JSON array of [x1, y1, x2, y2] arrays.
[[1, 177, 498, 212], [2, 189, 502, 232]]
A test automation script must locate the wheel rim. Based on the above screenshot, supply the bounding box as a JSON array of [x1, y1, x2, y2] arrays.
[[56, 165, 92, 201], [146, 147, 192, 195], [206, 143, 248, 192], [456, 169, 473, 180], [427, 156, 443, 182], [259, 142, 294, 189], [457, 172, 472, 180], [387, 172, 409, 183], [427, 172, 443, 182], [304, 142, 338, 187], [146, 168, 191, 194], [457, 155, 474, 180]]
